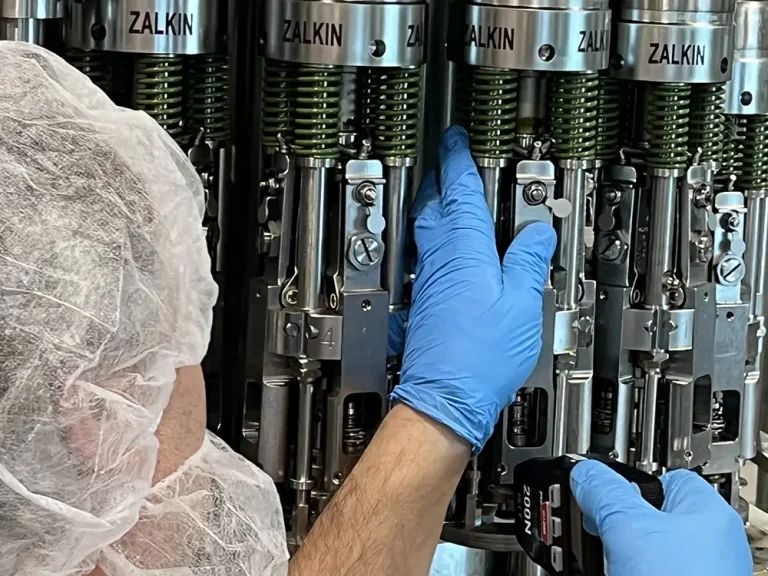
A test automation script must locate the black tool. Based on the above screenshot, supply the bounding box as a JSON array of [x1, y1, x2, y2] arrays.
[[512, 454, 664, 576]]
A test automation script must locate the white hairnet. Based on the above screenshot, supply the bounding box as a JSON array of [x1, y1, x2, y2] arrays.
[[0, 41, 288, 575]]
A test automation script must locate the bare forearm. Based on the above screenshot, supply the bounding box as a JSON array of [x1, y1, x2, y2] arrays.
[[289, 404, 470, 576]]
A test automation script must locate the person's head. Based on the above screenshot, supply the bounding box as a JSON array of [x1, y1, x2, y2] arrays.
[[0, 41, 217, 574]]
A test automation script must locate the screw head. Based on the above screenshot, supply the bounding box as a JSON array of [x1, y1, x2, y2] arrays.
[[538, 44, 555, 62], [285, 289, 299, 306], [284, 322, 299, 337], [716, 255, 745, 286], [351, 236, 382, 267], [596, 233, 624, 262], [726, 213, 741, 231], [523, 182, 547, 205], [354, 183, 378, 206], [663, 275, 685, 306]]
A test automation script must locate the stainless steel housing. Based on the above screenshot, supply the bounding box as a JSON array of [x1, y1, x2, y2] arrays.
[[452, 0, 612, 71], [0, 0, 62, 43], [613, 0, 736, 82], [66, 0, 220, 55], [263, 0, 427, 67]]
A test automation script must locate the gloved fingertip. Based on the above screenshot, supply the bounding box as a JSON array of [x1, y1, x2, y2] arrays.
[[570, 459, 610, 490], [437, 125, 483, 204], [515, 222, 557, 261], [660, 469, 713, 499], [502, 223, 557, 287], [661, 469, 726, 513], [570, 460, 653, 533], [441, 125, 470, 153]]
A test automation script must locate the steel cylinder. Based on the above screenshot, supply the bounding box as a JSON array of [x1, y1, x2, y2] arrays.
[[637, 368, 661, 472], [613, 0, 735, 83], [257, 380, 291, 483], [65, 0, 220, 54], [726, 0, 768, 115], [645, 173, 679, 309], [454, 0, 611, 72], [297, 160, 331, 312], [264, 0, 427, 68], [556, 163, 589, 310]]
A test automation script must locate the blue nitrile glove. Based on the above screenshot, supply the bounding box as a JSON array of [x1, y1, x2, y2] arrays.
[[571, 459, 752, 576], [389, 126, 556, 454]]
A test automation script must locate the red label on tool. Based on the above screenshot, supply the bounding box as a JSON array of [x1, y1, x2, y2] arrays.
[[541, 502, 550, 545]]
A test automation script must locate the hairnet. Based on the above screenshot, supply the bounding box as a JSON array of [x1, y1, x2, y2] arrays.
[[0, 41, 287, 575]]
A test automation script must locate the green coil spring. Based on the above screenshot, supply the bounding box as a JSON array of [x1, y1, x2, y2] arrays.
[[464, 67, 517, 159], [372, 68, 422, 159], [67, 48, 111, 94], [644, 83, 691, 170], [186, 54, 230, 144], [549, 73, 599, 161], [688, 83, 725, 163], [357, 68, 378, 138], [720, 116, 744, 180], [595, 75, 621, 162], [295, 65, 342, 158], [739, 116, 768, 190], [133, 55, 185, 142], [262, 60, 297, 148]]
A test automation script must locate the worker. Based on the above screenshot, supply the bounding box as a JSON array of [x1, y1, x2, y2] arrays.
[[288, 127, 754, 576], [1, 42, 751, 575], [0, 42, 286, 576]]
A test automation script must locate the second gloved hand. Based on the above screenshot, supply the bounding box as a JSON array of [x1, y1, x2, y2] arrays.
[[571, 460, 752, 576], [390, 126, 556, 454]]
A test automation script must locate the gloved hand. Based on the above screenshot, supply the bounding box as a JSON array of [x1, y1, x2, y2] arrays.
[[571, 459, 752, 576], [389, 126, 556, 454]]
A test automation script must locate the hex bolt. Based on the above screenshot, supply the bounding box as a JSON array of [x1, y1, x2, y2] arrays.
[[523, 182, 547, 206], [604, 187, 623, 205], [354, 183, 378, 206], [696, 236, 713, 263], [352, 236, 382, 266]]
